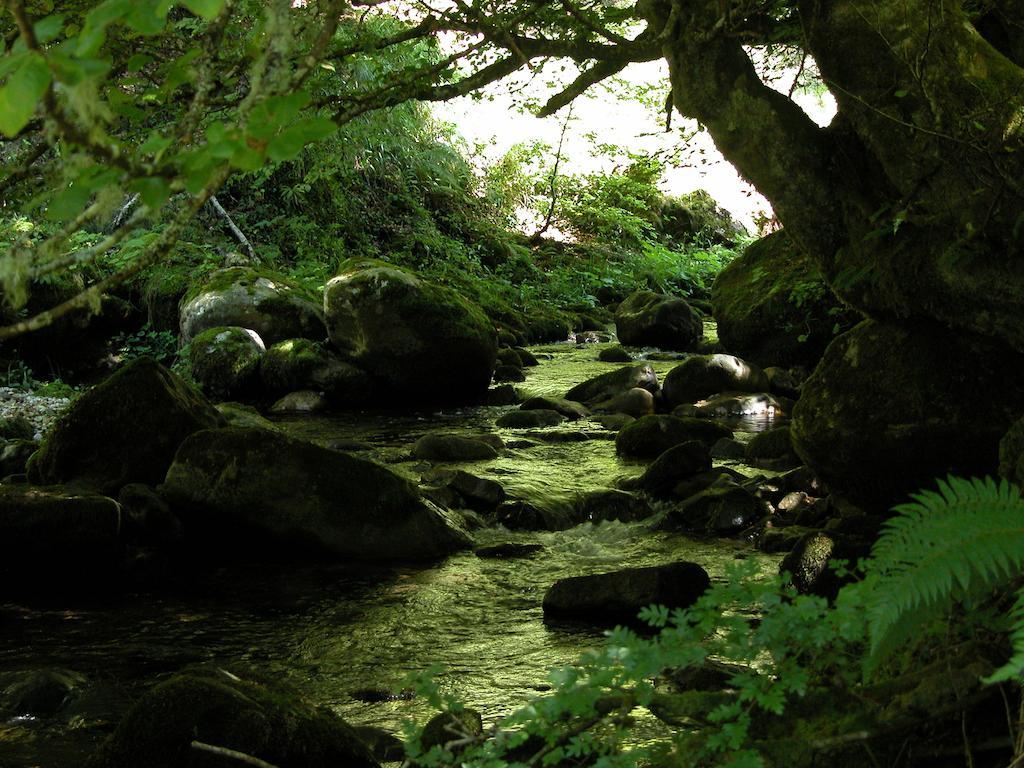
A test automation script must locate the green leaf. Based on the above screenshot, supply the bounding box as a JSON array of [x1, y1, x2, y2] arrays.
[[125, 54, 153, 72], [77, 0, 132, 57], [266, 116, 336, 162], [181, 0, 228, 20], [130, 176, 171, 210], [0, 53, 52, 138], [34, 14, 66, 44], [139, 132, 173, 158]]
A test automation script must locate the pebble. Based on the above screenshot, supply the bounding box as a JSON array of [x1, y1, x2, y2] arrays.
[[0, 388, 71, 440]]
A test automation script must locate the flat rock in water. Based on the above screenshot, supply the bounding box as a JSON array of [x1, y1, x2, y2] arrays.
[[412, 433, 500, 461], [565, 364, 658, 404]]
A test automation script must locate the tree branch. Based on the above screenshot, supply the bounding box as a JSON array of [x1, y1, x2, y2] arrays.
[[537, 59, 628, 117]]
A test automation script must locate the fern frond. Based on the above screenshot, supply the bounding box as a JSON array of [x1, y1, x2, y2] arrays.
[[986, 587, 1024, 683], [864, 476, 1024, 674]]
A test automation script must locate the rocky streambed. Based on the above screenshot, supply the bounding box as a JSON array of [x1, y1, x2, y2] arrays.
[[0, 337, 790, 767]]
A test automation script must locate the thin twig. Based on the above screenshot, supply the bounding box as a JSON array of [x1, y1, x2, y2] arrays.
[[190, 740, 282, 768]]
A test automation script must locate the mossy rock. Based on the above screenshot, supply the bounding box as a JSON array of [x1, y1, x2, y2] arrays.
[[86, 667, 379, 768], [27, 358, 224, 495], [634, 441, 713, 498], [496, 409, 565, 428], [711, 231, 858, 367], [161, 427, 472, 560], [656, 189, 747, 247], [615, 415, 732, 460], [662, 482, 768, 535], [260, 338, 373, 404], [745, 426, 798, 467], [792, 320, 1024, 506], [662, 354, 769, 407], [522, 308, 573, 343], [180, 267, 326, 346], [420, 709, 483, 754], [565, 364, 659, 404], [1000, 416, 1024, 488], [188, 326, 265, 401], [614, 290, 703, 351], [324, 263, 497, 406]]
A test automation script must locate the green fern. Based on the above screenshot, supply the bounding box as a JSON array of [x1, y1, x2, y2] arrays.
[[863, 475, 1024, 679]]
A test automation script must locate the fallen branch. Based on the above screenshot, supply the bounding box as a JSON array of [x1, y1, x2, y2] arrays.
[[190, 740, 281, 768], [208, 195, 258, 262]]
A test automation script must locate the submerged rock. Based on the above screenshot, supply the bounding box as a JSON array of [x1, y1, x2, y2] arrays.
[[615, 415, 732, 460], [496, 409, 564, 428], [269, 390, 329, 414], [614, 290, 703, 351], [662, 482, 768, 535], [412, 433, 500, 462], [598, 345, 633, 363], [519, 396, 589, 420], [662, 354, 769, 407], [543, 562, 710, 628], [576, 489, 655, 523], [187, 326, 265, 401], [162, 427, 471, 560], [324, 263, 497, 405], [179, 266, 326, 345], [0, 668, 88, 718], [565, 364, 658, 404], [27, 358, 224, 495], [86, 667, 379, 768], [631, 441, 713, 498]]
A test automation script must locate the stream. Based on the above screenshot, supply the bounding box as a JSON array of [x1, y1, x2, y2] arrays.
[[0, 334, 783, 767]]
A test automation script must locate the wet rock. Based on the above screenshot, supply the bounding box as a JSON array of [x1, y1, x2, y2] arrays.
[[615, 415, 732, 460], [764, 366, 805, 399], [662, 354, 769, 407], [710, 437, 746, 460], [514, 347, 539, 366], [496, 409, 564, 429], [519, 396, 589, 420], [117, 484, 182, 547], [215, 402, 279, 431], [179, 266, 326, 345], [758, 525, 816, 554], [662, 482, 768, 535], [86, 667, 379, 768], [671, 469, 746, 501], [474, 542, 544, 558], [27, 358, 224, 495], [712, 231, 857, 368], [494, 500, 577, 531], [614, 291, 703, 351], [999, 416, 1024, 488], [422, 469, 505, 512], [632, 441, 713, 498], [0, 439, 37, 477], [745, 426, 799, 469], [0, 485, 123, 589], [598, 345, 633, 363], [693, 392, 785, 420], [543, 562, 710, 628], [324, 263, 497, 405], [261, 338, 373, 403], [593, 387, 655, 418], [187, 326, 265, 401], [591, 413, 635, 431], [269, 390, 329, 414], [565, 364, 658, 404], [577, 489, 655, 523], [486, 384, 522, 406], [412, 433, 501, 462], [421, 709, 483, 754], [493, 365, 526, 383], [779, 531, 868, 599], [792, 320, 1024, 506], [496, 348, 524, 369], [353, 726, 405, 763], [0, 415, 34, 441], [162, 427, 471, 560], [0, 668, 88, 718]]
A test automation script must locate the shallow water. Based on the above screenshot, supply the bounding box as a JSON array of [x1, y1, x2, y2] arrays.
[[0, 337, 784, 766]]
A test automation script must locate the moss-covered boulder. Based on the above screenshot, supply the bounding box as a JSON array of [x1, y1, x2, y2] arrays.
[[496, 409, 565, 428], [711, 231, 858, 367], [180, 267, 326, 346], [542, 562, 710, 628], [565, 364, 659, 404], [519, 396, 589, 420], [661, 482, 768, 535], [614, 290, 703, 351], [662, 354, 769, 407], [792, 320, 1024, 506], [162, 427, 471, 560], [1000, 417, 1024, 488], [615, 415, 732, 460], [86, 667, 379, 768], [27, 358, 224, 495], [632, 441, 713, 498], [187, 326, 265, 401], [260, 338, 373, 404], [324, 264, 497, 405], [0, 485, 123, 589], [411, 433, 501, 462], [656, 190, 747, 247]]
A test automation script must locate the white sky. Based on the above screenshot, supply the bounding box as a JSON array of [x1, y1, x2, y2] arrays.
[[434, 58, 835, 232]]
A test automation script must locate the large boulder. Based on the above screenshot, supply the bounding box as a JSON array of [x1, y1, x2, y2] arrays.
[[27, 358, 224, 495], [792, 320, 1024, 506], [565, 364, 659, 404], [542, 562, 710, 628], [656, 190, 747, 247], [631, 441, 713, 497], [614, 290, 703, 351], [260, 338, 373, 403], [324, 263, 497, 405], [0, 485, 123, 589], [187, 326, 265, 401], [86, 667, 379, 768], [711, 231, 858, 367], [180, 267, 326, 346], [616, 415, 732, 460], [161, 427, 471, 560], [662, 354, 769, 407]]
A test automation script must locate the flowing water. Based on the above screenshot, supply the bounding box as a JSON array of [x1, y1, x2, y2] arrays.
[[0, 336, 783, 766]]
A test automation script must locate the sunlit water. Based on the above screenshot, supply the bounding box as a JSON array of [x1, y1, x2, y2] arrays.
[[0, 336, 784, 766]]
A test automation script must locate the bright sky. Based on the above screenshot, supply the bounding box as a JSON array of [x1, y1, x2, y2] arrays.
[[434, 58, 835, 232]]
